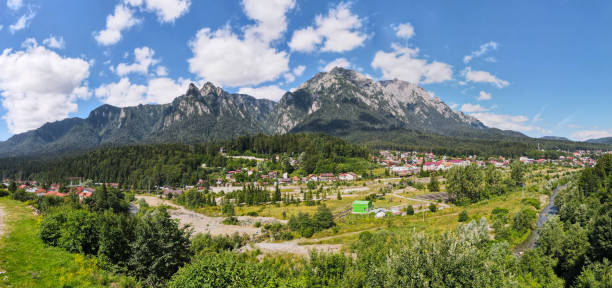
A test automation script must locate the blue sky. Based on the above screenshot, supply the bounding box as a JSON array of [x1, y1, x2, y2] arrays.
[[0, 0, 611, 141]]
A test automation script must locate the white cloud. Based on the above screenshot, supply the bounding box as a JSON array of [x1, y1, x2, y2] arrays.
[[460, 103, 488, 113], [464, 41, 498, 63], [477, 90, 491, 101], [371, 43, 453, 84], [125, 0, 191, 23], [188, 27, 289, 87], [394, 23, 415, 39], [94, 5, 141, 46], [282, 65, 306, 84], [293, 65, 306, 76], [242, 0, 296, 43], [187, 0, 295, 87], [6, 0, 23, 10], [145, 77, 191, 103], [155, 66, 168, 76], [471, 112, 550, 134], [462, 67, 509, 88], [0, 25, 3, 31], [323, 57, 351, 72], [289, 2, 366, 53], [95, 76, 189, 107], [9, 11, 35, 33], [42, 35, 66, 50], [115, 46, 159, 76], [0, 43, 90, 133], [238, 85, 286, 101], [571, 130, 612, 141]]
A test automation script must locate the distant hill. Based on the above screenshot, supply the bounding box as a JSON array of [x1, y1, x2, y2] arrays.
[[540, 136, 571, 141], [586, 137, 612, 145]]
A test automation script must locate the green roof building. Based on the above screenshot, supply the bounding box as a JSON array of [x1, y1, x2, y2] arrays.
[[352, 200, 373, 214]]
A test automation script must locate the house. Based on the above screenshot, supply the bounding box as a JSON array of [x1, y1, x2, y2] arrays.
[[352, 200, 373, 214], [319, 173, 336, 182], [45, 191, 67, 197], [374, 208, 387, 218], [268, 171, 278, 179], [305, 174, 318, 182], [423, 162, 436, 171], [338, 172, 358, 181]]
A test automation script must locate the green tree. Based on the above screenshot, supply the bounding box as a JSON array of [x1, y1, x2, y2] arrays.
[[97, 211, 136, 270], [513, 208, 536, 233], [58, 209, 99, 255], [222, 202, 235, 216], [405, 205, 414, 215], [446, 164, 483, 204], [458, 210, 469, 222], [428, 175, 439, 192], [511, 160, 526, 187], [274, 183, 281, 202], [428, 203, 437, 213], [8, 180, 16, 193], [128, 208, 191, 286], [574, 259, 612, 288]]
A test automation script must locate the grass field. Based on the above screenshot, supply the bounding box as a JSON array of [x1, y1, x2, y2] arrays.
[[0, 197, 137, 287]]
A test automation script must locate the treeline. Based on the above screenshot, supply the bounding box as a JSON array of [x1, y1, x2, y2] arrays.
[[446, 162, 525, 204], [345, 129, 610, 158], [0, 133, 371, 187], [530, 154, 612, 287]]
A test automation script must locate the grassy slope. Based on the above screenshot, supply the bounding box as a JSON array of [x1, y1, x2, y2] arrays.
[[0, 197, 136, 287]]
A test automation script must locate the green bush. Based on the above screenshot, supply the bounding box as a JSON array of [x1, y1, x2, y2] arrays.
[[222, 216, 239, 225], [458, 210, 469, 222], [513, 208, 537, 233], [405, 205, 414, 215], [429, 203, 437, 213], [521, 198, 540, 209]]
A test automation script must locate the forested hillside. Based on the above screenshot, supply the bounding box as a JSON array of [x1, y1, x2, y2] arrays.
[[0, 134, 371, 187]]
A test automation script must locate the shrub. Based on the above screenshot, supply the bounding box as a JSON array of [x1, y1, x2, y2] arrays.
[[429, 203, 437, 213], [513, 208, 537, 233], [222, 216, 239, 225], [222, 202, 235, 216], [405, 205, 414, 215], [521, 198, 540, 209], [458, 210, 469, 222]]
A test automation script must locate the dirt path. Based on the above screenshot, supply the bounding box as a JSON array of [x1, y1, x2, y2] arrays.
[[136, 196, 285, 237]]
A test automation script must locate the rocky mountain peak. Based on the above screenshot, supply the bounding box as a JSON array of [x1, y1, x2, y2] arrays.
[[200, 82, 224, 97]]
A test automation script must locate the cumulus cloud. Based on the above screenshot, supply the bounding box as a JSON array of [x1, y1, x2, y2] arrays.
[[94, 5, 141, 46], [188, 27, 289, 87], [7, 0, 23, 10], [238, 85, 286, 101], [322, 58, 351, 72], [477, 90, 491, 101], [371, 43, 453, 84], [115, 46, 159, 76], [470, 112, 549, 134], [289, 2, 366, 53], [282, 65, 306, 84], [188, 0, 295, 87], [394, 23, 415, 39], [9, 11, 35, 33], [242, 0, 296, 43], [0, 43, 90, 133], [42, 35, 66, 49], [460, 103, 488, 113], [464, 41, 498, 63], [571, 130, 612, 141], [95, 76, 189, 107], [462, 67, 509, 88], [125, 0, 191, 23]]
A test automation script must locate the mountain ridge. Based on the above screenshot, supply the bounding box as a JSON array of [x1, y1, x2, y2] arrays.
[[0, 67, 526, 157]]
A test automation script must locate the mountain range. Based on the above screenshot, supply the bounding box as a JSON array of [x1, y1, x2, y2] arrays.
[[586, 137, 612, 145], [0, 67, 533, 157]]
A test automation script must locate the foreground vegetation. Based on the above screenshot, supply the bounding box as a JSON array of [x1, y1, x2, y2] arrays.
[[0, 197, 137, 287]]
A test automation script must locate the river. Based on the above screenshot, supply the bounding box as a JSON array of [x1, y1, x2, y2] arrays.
[[514, 184, 566, 254]]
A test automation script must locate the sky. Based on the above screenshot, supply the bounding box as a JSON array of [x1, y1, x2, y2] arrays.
[[0, 0, 611, 141]]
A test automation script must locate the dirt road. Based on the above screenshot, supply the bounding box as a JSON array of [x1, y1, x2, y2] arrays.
[[135, 196, 284, 237]]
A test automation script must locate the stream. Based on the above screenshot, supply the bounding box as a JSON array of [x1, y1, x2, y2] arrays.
[[514, 184, 566, 254]]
